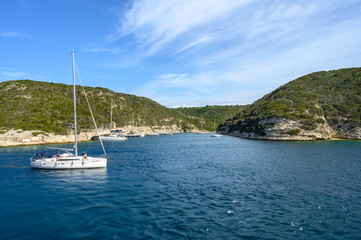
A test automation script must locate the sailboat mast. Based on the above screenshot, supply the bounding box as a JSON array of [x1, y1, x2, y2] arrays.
[[110, 99, 113, 131], [71, 51, 78, 156]]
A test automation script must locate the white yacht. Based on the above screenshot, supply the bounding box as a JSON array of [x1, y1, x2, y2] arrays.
[[30, 52, 107, 169], [30, 147, 107, 169], [100, 130, 127, 141], [147, 133, 160, 136], [126, 132, 145, 137], [211, 133, 222, 137], [99, 134, 127, 141], [99, 101, 127, 141]]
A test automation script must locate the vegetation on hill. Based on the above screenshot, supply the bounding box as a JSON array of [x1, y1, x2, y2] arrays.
[[219, 68, 361, 139], [176, 105, 247, 131], [0, 80, 207, 134]]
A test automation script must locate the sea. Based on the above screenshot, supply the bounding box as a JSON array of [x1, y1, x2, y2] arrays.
[[0, 133, 361, 239]]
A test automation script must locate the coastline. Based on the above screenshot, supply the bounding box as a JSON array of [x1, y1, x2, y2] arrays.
[[220, 131, 360, 141], [0, 125, 207, 148]]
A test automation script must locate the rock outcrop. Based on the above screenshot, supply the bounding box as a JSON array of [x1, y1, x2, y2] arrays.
[[218, 68, 361, 140], [219, 116, 361, 140]]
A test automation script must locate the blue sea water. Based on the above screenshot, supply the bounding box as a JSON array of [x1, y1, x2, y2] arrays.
[[1, 133, 361, 239]]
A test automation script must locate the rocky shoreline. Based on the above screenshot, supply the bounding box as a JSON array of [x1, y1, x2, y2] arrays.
[[0, 124, 203, 148], [219, 117, 361, 141]]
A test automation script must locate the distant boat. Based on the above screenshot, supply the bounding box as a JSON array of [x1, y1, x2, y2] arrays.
[[99, 100, 127, 141], [160, 132, 173, 135], [147, 133, 160, 136], [211, 133, 222, 137], [30, 52, 107, 169], [126, 132, 145, 138], [126, 113, 145, 137], [211, 120, 221, 137], [100, 134, 127, 141], [197, 115, 208, 134]]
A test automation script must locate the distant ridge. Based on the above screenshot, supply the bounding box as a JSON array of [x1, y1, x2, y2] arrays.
[[0, 80, 199, 135], [219, 68, 361, 140], [176, 105, 247, 131], [0, 80, 243, 136]]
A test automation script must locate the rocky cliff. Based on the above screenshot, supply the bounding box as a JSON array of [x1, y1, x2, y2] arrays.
[[218, 68, 361, 140]]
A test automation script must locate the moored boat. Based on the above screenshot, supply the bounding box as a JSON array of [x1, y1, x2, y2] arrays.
[[100, 134, 127, 141], [100, 101, 128, 141], [30, 147, 106, 169], [126, 132, 145, 137], [30, 52, 107, 169], [211, 133, 222, 137]]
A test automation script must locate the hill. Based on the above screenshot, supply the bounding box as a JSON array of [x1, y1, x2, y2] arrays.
[[176, 105, 247, 131], [0, 80, 205, 136], [218, 68, 361, 140]]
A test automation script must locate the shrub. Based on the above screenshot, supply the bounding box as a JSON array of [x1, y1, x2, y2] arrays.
[[283, 129, 301, 135], [315, 118, 325, 124]]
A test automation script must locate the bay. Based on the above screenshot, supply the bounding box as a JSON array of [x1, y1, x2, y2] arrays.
[[1, 133, 361, 239]]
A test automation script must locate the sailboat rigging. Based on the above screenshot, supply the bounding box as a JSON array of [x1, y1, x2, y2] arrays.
[[99, 99, 127, 141], [30, 51, 107, 169]]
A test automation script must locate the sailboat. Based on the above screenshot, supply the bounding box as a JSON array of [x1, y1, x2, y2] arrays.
[[30, 52, 107, 169], [211, 133, 222, 137], [211, 120, 222, 137], [99, 99, 127, 141], [126, 113, 145, 137], [198, 115, 208, 134], [148, 118, 159, 135]]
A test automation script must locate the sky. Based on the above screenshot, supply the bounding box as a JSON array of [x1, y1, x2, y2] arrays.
[[1, 0, 361, 107]]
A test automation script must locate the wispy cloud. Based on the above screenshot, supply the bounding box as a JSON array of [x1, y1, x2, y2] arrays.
[[1, 31, 26, 38], [111, 0, 326, 57], [119, 0, 361, 106], [82, 48, 120, 53], [133, 14, 361, 106], [110, 0, 253, 56], [174, 35, 214, 54], [1, 71, 29, 78], [1, 71, 49, 81]]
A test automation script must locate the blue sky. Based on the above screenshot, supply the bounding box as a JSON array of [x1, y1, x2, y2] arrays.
[[1, 0, 361, 107]]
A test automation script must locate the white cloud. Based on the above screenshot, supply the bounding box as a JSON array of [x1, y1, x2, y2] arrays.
[[1, 71, 29, 78], [82, 48, 120, 53], [1, 31, 26, 38], [133, 15, 361, 107], [118, 0, 361, 106], [1, 71, 49, 81], [110, 0, 253, 55], [174, 35, 214, 54]]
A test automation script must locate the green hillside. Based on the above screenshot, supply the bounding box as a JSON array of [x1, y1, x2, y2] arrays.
[[0, 80, 206, 135], [176, 105, 247, 131], [219, 68, 361, 139]]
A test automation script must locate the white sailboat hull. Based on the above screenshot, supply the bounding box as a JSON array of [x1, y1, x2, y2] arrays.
[[211, 133, 222, 137], [147, 133, 159, 136], [126, 133, 145, 137], [30, 156, 107, 169], [99, 135, 127, 141]]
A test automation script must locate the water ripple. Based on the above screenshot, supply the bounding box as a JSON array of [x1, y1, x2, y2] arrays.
[[1, 135, 361, 239]]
